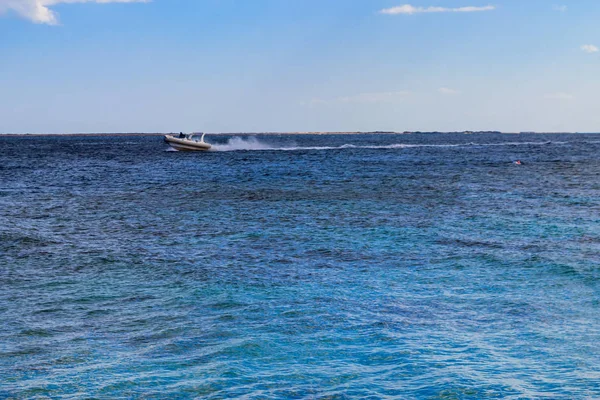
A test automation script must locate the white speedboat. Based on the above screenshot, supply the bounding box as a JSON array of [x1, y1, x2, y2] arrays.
[[164, 132, 212, 151]]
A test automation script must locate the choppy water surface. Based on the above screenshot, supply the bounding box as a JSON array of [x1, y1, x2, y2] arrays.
[[1, 133, 599, 399]]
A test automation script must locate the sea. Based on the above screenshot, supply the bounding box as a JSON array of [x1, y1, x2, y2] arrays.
[[1, 133, 599, 399]]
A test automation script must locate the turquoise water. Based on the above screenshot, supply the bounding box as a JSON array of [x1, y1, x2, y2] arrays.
[[1, 133, 599, 398]]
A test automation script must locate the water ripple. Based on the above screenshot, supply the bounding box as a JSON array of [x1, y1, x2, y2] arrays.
[[1, 133, 599, 398]]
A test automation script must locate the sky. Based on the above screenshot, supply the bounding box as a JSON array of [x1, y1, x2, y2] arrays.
[[1, 0, 599, 133]]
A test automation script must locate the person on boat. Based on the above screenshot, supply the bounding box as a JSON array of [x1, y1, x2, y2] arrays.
[[178, 132, 185, 138]]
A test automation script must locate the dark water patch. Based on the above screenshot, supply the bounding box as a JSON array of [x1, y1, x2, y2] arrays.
[[436, 237, 504, 249], [0, 232, 57, 249]]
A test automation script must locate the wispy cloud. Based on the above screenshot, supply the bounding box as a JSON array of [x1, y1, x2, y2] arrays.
[[552, 5, 567, 12], [544, 92, 574, 100], [581, 44, 599, 54], [438, 87, 460, 95], [338, 91, 411, 103], [300, 98, 329, 108], [379, 4, 495, 15], [0, 0, 149, 25], [302, 91, 411, 107]]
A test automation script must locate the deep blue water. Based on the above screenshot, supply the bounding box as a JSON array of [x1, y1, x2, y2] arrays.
[[1, 133, 599, 399]]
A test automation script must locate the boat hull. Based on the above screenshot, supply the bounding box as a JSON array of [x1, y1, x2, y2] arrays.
[[164, 135, 212, 151]]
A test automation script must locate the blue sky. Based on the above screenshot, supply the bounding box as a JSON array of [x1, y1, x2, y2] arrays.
[[1, 0, 599, 133]]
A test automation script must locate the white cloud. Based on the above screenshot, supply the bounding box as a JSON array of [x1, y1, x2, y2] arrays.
[[544, 92, 574, 100], [380, 4, 495, 15], [438, 87, 460, 95], [0, 0, 149, 25], [552, 5, 567, 12], [581, 44, 599, 54]]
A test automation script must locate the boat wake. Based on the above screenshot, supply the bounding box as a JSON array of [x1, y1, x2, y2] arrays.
[[210, 137, 593, 152], [211, 136, 277, 152]]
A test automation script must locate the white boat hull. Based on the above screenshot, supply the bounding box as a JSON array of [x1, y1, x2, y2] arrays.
[[164, 135, 212, 151]]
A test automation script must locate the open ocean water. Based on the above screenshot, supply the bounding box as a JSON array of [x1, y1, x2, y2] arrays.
[[1, 133, 599, 399]]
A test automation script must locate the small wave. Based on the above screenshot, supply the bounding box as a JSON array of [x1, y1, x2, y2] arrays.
[[210, 137, 588, 152]]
